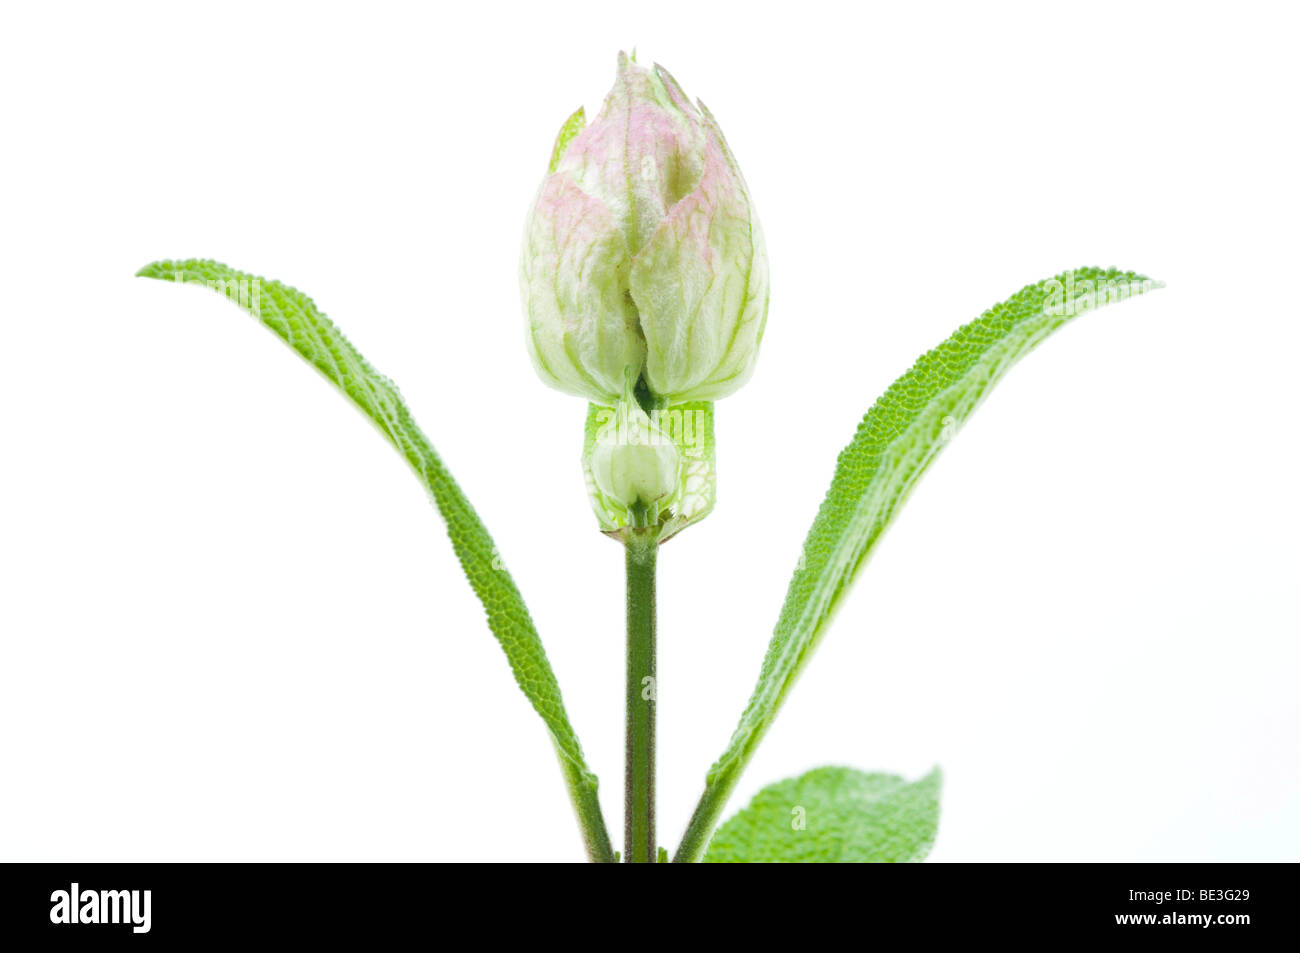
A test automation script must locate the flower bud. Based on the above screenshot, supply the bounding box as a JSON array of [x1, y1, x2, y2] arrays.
[[521, 52, 769, 405], [589, 399, 681, 510]]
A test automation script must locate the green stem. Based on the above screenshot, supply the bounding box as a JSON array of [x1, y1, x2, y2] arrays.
[[558, 749, 616, 863], [624, 525, 659, 862], [673, 763, 740, 862]]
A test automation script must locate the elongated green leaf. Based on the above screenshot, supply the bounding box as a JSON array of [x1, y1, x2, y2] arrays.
[[704, 767, 941, 863], [137, 258, 613, 861], [677, 267, 1160, 861]]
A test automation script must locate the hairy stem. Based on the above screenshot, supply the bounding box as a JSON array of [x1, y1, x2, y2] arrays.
[[624, 526, 659, 862], [673, 766, 738, 862], [558, 752, 616, 863]]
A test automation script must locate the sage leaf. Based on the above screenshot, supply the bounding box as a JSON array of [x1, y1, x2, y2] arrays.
[[677, 267, 1160, 861], [137, 259, 613, 861], [704, 766, 941, 863]]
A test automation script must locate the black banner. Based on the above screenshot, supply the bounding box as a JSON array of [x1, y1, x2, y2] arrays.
[[0, 862, 1287, 942]]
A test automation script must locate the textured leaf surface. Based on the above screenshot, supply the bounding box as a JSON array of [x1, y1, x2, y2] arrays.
[[678, 268, 1160, 860], [704, 767, 941, 863], [137, 259, 610, 855]]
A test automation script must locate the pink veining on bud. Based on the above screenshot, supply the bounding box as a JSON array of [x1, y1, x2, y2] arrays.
[[521, 52, 769, 405]]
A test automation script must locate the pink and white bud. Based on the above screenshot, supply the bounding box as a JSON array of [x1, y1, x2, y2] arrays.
[[521, 52, 769, 405]]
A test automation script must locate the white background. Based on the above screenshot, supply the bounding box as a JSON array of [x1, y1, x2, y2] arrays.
[[1, 1, 1297, 862]]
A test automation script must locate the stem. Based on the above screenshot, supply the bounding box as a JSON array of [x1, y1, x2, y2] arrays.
[[557, 749, 616, 863], [673, 762, 740, 862], [624, 524, 659, 862]]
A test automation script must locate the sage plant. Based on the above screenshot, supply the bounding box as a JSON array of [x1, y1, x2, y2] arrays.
[[137, 53, 1161, 862]]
